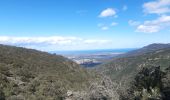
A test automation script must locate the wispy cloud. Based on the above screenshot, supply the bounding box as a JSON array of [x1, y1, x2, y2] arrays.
[[101, 26, 109, 30], [97, 23, 104, 27], [0, 36, 80, 45], [136, 15, 170, 33], [99, 8, 116, 18], [98, 22, 117, 30], [143, 0, 170, 15], [83, 39, 111, 44], [136, 25, 161, 33], [128, 20, 140, 26], [129, 0, 170, 33], [97, 23, 109, 30], [0, 36, 113, 51], [122, 5, 128, 11], [111, 22, 118, 26]]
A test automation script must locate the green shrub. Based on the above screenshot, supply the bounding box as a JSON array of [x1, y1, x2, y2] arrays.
[[0, 63, 11, 76], [0, 89, 5, 100]]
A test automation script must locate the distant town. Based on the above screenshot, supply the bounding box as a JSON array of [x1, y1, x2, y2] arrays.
[[58, 50, 131, 67]]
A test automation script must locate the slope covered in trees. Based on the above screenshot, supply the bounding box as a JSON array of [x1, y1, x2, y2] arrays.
[[96, 44, 170, 81], [0, 44, 97, 99], [96, 44, 170, 99]]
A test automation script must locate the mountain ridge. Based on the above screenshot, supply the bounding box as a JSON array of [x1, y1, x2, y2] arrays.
[[116, 43, 170, 58]]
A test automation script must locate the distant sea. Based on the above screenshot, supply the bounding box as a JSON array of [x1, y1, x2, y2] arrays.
[[50, 48, 137, 55]]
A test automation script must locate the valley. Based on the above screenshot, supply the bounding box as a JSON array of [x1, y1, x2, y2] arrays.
[[1, 43, 170, 100], [1, 0, 170, 99], [52, 49, 134, 67]]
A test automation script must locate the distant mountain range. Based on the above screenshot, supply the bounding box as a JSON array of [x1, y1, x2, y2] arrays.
[[117, 43, 170, 58]]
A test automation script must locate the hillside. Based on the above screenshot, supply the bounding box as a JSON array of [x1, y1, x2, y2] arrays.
[[120, 66, 170, 99], [0, 44, 99, 100], [97, 43, 170, 81], [96, 44, 170, 99], [2, 43, 170, 100]]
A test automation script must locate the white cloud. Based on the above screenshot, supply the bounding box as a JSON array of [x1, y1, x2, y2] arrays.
[[0, 36, 113, 51], [134, 0, 170, 33], [136, 25, 161, 33], [123, 5, 128, 11], [143, 0, 170, 15], [128, 20, 140, 26], [111, 22, 118, 26], [97, 23, 109, 30], [83, 39, 111, 44], [0, 36, 79, 45], [136, 15, 170, 33], [99, 8, 116, 18], [101, 26, 109, 30], [98, 22, 117, 30]]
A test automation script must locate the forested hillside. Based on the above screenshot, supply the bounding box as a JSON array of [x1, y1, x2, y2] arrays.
[[96, 44, 170, 100], [0, 44, 97, 99]]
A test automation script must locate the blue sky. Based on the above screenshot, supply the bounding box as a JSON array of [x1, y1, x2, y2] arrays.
[[0, 0, 170, 51]]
